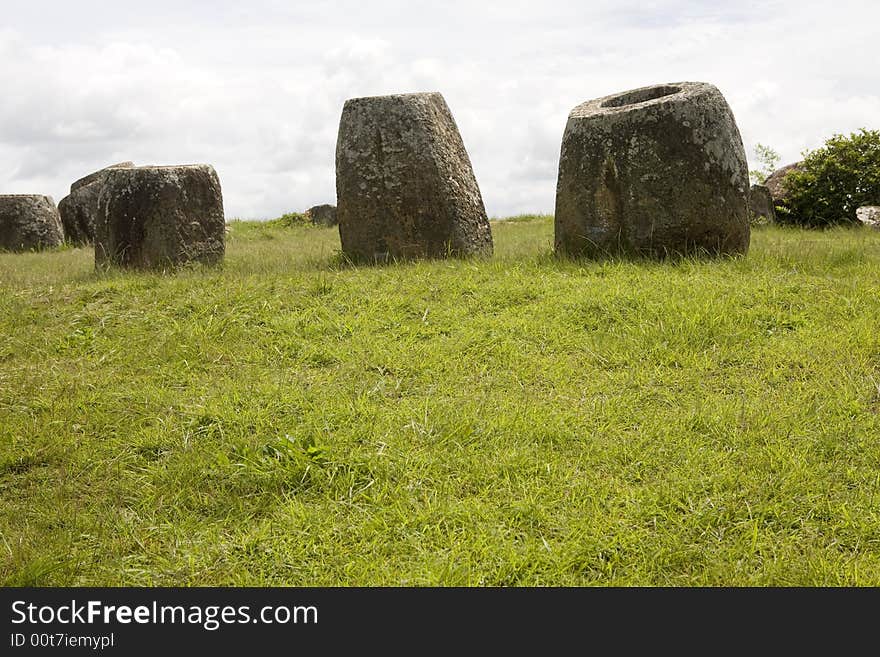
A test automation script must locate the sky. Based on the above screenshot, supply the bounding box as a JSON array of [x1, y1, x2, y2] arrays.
[[1, 0, 877, 219]]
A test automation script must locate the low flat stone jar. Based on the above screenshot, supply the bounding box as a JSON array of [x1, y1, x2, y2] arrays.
[[94, 164, 225, 269]]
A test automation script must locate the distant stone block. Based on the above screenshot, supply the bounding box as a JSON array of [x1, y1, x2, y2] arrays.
[[95, 165, 225, 269], [0, 195, 64, 252], [555, 81, 750, 258], [336, 91, 493, 262], [305, 204, 337, 227], [749, 184, 776, 225], [857, 206, 880, 230]]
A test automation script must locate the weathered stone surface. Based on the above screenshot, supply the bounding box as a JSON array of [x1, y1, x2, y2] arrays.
[[95, 165, 225, 269], [0, 195, 64, 252], [61, 162, 135, 244], [305, 204, 337, 227], [59, 185, 101, 246], [856, 205, 880, 229], [763, 162, 803, 203], [554, 81, 750, 258], [336, 91, 493, 262], [749, 184, 776, 224], [71, 161, 134, 193]]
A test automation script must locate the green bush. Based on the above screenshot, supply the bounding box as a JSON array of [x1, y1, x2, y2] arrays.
[[777, 128, 880, 227], [266, 212, 308, 228]]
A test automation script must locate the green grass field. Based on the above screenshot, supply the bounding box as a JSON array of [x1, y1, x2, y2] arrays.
[[2, 216, 880, 585]]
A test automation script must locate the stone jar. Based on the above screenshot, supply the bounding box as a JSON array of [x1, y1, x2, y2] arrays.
[[0, 195, 64, 252], [749, 184, 776, 224], [336, 91, 493, 263], [94, 165, 225, 269], [555, 81, 750, 258], [764, 162, 803, 204]]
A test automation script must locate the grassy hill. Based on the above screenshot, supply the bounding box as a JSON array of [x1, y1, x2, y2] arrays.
[[2, 216, 880, 585]]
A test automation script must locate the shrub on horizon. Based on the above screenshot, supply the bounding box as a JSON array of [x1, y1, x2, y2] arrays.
[[777, 128, 880, 227], [267, 212, 309, 228]]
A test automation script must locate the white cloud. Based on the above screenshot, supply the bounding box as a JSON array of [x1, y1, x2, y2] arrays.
[[0, 1, 877, 218]]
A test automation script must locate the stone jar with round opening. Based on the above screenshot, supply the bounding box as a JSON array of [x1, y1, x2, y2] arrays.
[[554, 81, 750, 259]]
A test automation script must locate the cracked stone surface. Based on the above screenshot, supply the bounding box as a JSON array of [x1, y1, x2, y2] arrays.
[[94, 165, 225, 269], [336, 91, 493, 262], [554, 81, 750, 258], [60, 162, 135, 245], [0, 195, 64, 252], [749, 184, 776, 224]]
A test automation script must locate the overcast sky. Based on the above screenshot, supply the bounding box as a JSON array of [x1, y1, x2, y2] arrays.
[[1, 0, 877, 219]]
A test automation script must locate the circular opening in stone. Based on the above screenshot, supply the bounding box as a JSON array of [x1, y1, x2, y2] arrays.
[[601, 85, 682, 109]]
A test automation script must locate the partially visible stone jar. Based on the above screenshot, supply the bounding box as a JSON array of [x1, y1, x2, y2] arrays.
[[764, 162, 803, 204], [856, 206, 880, 230], [749, 184, 776, 225], [0, 195, 64, 252], [59, 161, 134, 245], [305, 204, 337, 227]]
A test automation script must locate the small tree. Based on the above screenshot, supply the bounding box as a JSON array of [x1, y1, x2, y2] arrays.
[[749, 143, 781, 185], [776, 128, 880, 227]]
